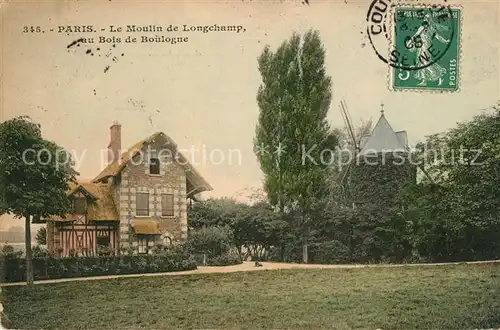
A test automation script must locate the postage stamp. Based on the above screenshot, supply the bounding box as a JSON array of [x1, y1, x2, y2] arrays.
[[389, 5, 462, 92]]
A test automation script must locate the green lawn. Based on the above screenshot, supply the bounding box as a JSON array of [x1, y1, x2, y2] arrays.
[[2, 263, 500, 329]]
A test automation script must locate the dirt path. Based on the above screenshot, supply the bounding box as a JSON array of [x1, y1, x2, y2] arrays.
[[2, 259, 499, 287]]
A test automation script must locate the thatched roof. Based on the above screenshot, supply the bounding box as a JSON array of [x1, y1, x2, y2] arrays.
[[131, 219, 161, 235], [42, 182, 119, 223], [92, 132, 213, 196]]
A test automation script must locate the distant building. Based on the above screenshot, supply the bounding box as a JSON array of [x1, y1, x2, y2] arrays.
[[348, 109, 416, 208], [359, 110, 408, 155]]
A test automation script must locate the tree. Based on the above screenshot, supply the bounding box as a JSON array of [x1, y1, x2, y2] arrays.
[[188, 198, 287, 260], [399, 103, 500, 261], [188, 197, 240, 229], [0, 116, 77, 284], [231, 202, 287, 260], [254, 30, 339, 263], [35, 227, 46, 245], [186, 226, 234, 260]]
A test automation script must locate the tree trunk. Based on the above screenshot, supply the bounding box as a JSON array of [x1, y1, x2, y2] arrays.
[[302, 238, 309, 264], [302, 239, 308, 264], [301, 208, 309, 264], [280, 243, 285, 262], [348, 224, 353, 263], [236, 246, 243, 261], [302, 222, 309, 264], [25, 215, 34, 285]]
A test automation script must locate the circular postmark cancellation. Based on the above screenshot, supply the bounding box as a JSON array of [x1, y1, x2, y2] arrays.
[[366, 0, 457, 71]]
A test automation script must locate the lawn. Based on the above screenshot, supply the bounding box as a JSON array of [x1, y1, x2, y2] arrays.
[[2, 263, 500, 329]]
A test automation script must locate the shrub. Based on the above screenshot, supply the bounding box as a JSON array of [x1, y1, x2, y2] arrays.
[[309, 240, 350, 264], [187, 226, 234, 258], [35, 227, 47, 246], [1, 244, 22, 259], [1, 245, 197, 283], [186, 226, 241, 266], [205, 252, 242, 266], [32, 246, 51, 258]]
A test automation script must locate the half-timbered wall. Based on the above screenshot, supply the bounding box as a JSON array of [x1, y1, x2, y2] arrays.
[[56, 223, 118, 256]]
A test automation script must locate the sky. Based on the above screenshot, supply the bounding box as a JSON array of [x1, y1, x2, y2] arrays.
[[1, 0, 499, 229]]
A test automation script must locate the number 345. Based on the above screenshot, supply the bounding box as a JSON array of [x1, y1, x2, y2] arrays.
[[23, 26, 42, 33]]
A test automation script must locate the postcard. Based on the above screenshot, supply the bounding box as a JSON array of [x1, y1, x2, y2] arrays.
[[1, 0, 499, 328]]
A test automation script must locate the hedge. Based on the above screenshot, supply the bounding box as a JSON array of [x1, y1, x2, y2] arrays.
[[1, 247, 197, 283], [193, 252, 242, 266]]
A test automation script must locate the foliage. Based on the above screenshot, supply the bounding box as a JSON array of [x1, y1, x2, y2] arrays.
[[269, 204, 412, 264], [187, 105, 500, 265], [0, 116, 77, 218], [32, 245, 51, 258], [186, 226, 234, 258], [308, 240, 350, 264], [399, 106, 500, 262], [0, 244, 197, 283], [347, 154, 416, 207], [186, 226, 241, 266], [1, 244, 23, 259], [231, 202, 287, 260], [331, 118, 374, 201], [0, 116, 77, 284], [35, 227, 46, 246], [189, 196, 412, 264], [254, 29, 340, 262], [188, 198, 288, 261], [188, 198, 240, 229], [311, 103, 500, 264], [203, 253, 242, 266]]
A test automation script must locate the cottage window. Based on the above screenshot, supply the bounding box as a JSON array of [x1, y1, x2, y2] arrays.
[[137, 237, 148, 254], [96, 236, 110, 248], [73, 197, 87, 214], [149, 158, 160, 175], [161, 194, 174, 216], [136, 193, 149, 216]]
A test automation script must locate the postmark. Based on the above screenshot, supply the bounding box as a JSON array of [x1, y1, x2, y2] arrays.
[[366, 1, 462, 92], [366, 0, 393, 67], [390, 5, 462, 91]]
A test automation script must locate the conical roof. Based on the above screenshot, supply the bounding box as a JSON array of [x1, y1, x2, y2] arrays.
[[359, 111, 407, 155]]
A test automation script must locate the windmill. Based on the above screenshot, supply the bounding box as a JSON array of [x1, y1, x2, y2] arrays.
[[337, 100, 434, 204]]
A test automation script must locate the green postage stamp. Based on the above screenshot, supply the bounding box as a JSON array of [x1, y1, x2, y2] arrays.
[[389, 6, 462, 92]]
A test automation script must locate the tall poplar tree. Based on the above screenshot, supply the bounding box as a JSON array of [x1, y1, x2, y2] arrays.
[[254, 30, 338, 262]]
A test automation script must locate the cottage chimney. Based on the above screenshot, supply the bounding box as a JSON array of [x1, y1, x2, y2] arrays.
[[107, 120, 122, 164]]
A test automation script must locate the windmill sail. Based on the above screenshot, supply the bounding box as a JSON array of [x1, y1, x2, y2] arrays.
[[340, 100, 358, 150], [338, 100, 358, 189]]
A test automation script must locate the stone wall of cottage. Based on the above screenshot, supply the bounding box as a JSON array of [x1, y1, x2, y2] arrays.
[[117, 140, 188, 249]]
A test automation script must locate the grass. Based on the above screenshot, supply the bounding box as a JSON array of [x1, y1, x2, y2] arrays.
[[2, 263, 500, 329]]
